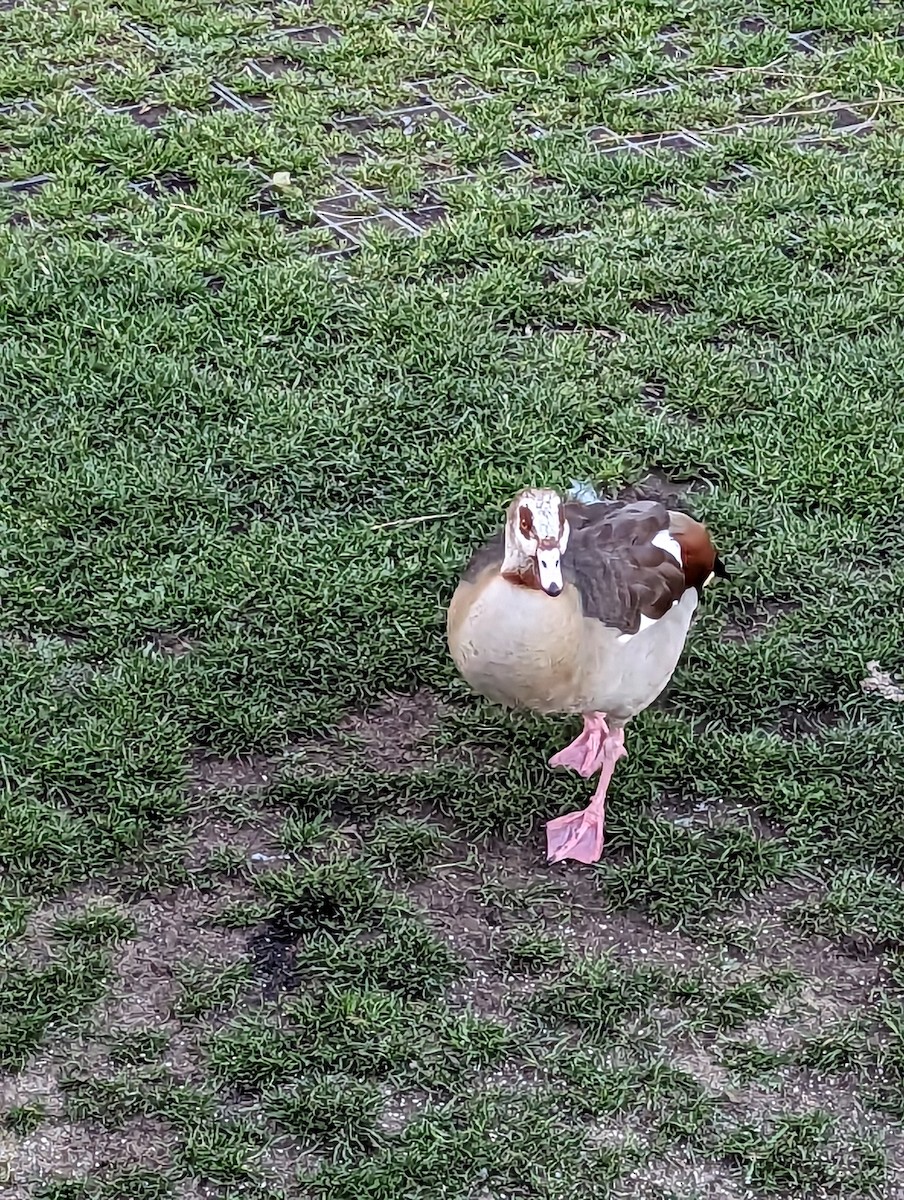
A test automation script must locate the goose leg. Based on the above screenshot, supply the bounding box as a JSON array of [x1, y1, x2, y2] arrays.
[[548, 712, 613, 779], [546, 726, 626, 865]]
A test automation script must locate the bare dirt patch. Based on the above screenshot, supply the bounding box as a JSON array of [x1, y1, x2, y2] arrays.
[[0, 885, 258, 1192], [4, 1116, 175, 1198], [103, 897, 246, 1021], [407, 858, 524, 1017], [187, 687, 453, 794], [336, 687, 448, 770], [406, 841, 734, 1018], [188, 750, 277, 792], [32, 889, 249, 1074], [700, 881, 897, 1134], [377, 1083, 431, 1133], [720, 598, 800, 643], [775, 703, 845, 739], [183, 812, 288, 873], [404, 841, 901, 1166], [0, 1057, 63, 1117], [724, 881, 885, 998], [615, 1147, 747, 1199], [145, 630, 196, 656], [651, 791, 778, 840]]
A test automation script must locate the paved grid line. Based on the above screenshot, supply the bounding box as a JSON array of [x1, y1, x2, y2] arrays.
[[0, 18, 901, 256], [0, 95, 887, 255]]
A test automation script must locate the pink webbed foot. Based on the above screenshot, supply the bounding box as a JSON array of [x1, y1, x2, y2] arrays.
[[546, 726, 626, 865], [546, 804, 605, 864], [548, 712, 612, 779]]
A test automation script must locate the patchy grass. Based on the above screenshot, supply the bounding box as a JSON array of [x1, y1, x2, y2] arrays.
[[2, 0, 904, 1195], [0, 945, 113, 1073]]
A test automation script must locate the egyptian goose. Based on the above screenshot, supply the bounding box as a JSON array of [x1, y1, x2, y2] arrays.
[[447, 484, 726, 865]]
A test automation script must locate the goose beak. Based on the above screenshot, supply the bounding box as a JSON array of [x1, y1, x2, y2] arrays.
[[537, 547, 563, 596]]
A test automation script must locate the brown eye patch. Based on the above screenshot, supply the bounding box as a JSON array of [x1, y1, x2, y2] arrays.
[[519, 505, 534, 537]]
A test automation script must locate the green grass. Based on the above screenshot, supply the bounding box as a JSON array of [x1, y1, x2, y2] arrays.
[[3, 0, 904, 1195], [0, 945, 113, 1073], [3, 1102, 47, 1136]]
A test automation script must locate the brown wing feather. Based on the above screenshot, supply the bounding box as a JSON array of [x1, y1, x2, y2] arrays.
[[452, 500, 724, 639], [562, 500, 688, 634]]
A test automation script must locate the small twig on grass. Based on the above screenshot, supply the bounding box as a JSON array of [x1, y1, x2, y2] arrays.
[[371, 512, 456, 531], [684, 46, 845, 83], [676, 23, 891, 83], [592, 89, 904, 150], [684, 53, 802, 79], [868, 80, 887, 126], [168, 201, 213, 215]]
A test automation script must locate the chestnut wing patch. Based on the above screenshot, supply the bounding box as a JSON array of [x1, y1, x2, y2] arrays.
[[563, 500, 688, 633]]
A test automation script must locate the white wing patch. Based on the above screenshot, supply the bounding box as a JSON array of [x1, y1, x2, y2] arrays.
[[652, 529, 683, 565], [616, 603, 679, 644]]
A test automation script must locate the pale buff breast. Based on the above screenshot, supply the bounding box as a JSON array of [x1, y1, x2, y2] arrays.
[[448, 572, 589, 713], [448, 572, 699, 720]]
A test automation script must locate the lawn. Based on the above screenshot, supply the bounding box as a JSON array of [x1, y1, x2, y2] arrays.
[[2, 0, 904, 1196]]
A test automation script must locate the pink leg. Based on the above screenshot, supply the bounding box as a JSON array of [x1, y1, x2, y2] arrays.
[[546, 726, 626, 865], [548, 712, 613, 779]]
